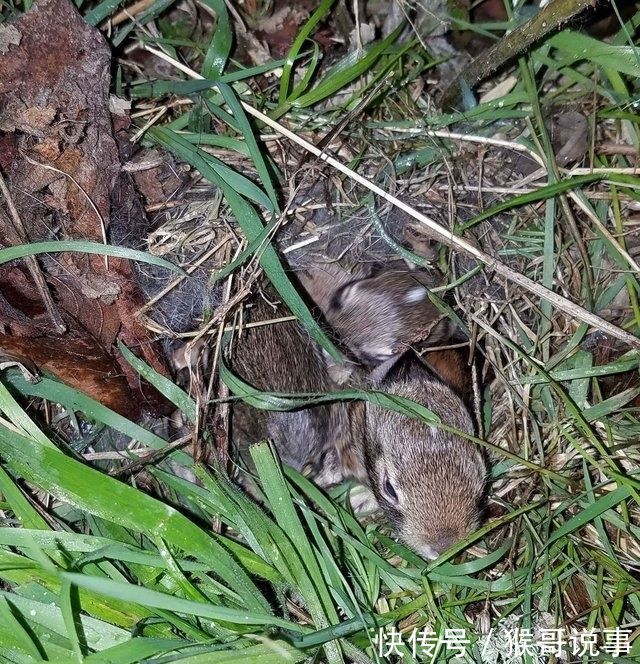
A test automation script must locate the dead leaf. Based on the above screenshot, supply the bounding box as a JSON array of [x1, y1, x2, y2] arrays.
[[0, 0, 172, 418], [552, 111, 589, 167], [0, 24, 21, 55], [0, 333, 139, 418]]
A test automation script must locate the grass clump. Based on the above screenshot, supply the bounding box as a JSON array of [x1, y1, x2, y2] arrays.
[[0, 0, 639, 662]]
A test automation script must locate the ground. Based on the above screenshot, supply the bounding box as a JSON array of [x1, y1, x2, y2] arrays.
[[0, 0, 638, 662]]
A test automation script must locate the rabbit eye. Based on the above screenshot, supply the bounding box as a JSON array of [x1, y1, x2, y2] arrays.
[[383, 475, 398, 503]]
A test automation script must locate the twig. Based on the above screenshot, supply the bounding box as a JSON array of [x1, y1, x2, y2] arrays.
[[0, 171, 66, 333], [143, 45, 640, 351], [204, 242, 238, 468], [109, 434, 192, 478], [108, 0, 156, 27], [440, 0, 598, 109]]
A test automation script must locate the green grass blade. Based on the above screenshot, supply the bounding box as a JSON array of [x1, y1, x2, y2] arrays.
[[0, 426, 269, 613], [3, 370, 194, 468], [548, 30, 640, 77], [200, 0, 232, 79], [216, 81, 279, 212], [161, 640, 309, 664], [0, 466, 50, 531], [60, 572, 303, 633], [546, 486, 633, 549], [0, 595, 44, 661], [0, 380, 54, 448], [84, 0, 123, 25], [278, 0, 336, 103], [59, 578, 84, 661], [0, 241, 182, 273], [149, 126, 342, 360], [82, 638, 188, 664], [293, 25, 403, 108], [457, 173, 606, 232], [250, 445, 339, 610], [211, 210, 281, 283], [111, 0, 175, 47], [250, 445, 342, 662], [117, 341, 197, 423]]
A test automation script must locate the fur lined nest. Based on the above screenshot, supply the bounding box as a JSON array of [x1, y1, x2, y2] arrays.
[[133, 95, 640, 564]]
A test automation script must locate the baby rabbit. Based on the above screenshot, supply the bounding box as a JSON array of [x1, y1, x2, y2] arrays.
[[228, 288, 350, 478], [298, 264, 452, 363], [298, 264, 470, 399], [349, 354, 484, 559], [301, 264, 486, 559]]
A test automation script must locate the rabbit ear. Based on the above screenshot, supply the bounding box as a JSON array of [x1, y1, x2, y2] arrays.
[[369, 350, 438, 386], [329, 278, 365, 312], [329, 275, 404, 364], [422, 348, 472, 405], [369, 355, 403, 384], [369, 351, 423, 384], [296, 264, 355, 315], [403, 285, 428, 303], [328, 268, 378, 313]]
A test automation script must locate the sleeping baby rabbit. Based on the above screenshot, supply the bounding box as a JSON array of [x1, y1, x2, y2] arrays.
[[229, 288, 350, 480]]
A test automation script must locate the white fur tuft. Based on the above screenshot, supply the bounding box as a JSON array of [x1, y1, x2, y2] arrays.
[[405, 286, 427, 303]]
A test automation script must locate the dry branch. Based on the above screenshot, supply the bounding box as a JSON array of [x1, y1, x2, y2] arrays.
[[441, 0, 598, 109]]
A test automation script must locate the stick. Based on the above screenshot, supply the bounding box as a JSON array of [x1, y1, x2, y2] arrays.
[[0, 171, 66, 333]]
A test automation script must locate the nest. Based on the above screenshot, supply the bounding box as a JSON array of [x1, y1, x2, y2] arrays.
[[130, 95, 640, 568]]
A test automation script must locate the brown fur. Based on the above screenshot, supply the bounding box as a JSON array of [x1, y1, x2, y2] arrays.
[[422, 347, 473, 407], [326, 268, 453, 364], [300, 265, 473, 402], [229, 291, 350, 475], [304, 266, 487, 558], [361, 357, 485, 558]]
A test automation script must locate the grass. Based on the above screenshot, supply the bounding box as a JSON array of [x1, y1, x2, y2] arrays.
[[0, 0, 639, 662]]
